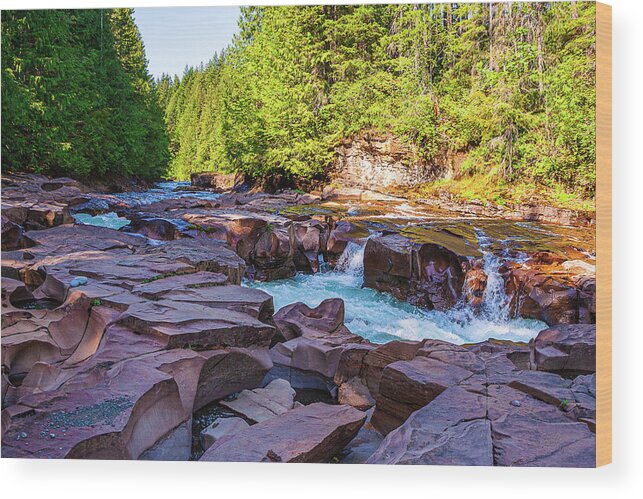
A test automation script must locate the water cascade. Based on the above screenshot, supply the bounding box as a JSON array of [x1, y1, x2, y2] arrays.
[[250, 234, 546, 345]]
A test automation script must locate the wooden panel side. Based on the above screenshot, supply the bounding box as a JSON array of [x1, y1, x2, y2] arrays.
[[596, 1, 612, 468]]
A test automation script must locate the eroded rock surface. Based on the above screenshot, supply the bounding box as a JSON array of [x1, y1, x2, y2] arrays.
[[200, 403, 366, 463], [1, 173, 596, 466]]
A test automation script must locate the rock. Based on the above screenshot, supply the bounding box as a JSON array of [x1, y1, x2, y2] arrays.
[[140, 419, 192, 461], [1, 359, 189, 459], [138, 238, 246, 285], [273, 298, 361, 345], [507, 370, 575, 409], [292, 219, 329, 272], [1, 215, 28, 250], [269, 299, 367, 380], [503, 255, 596, 326], [220, 379, 296, 423], [363, 233, 465, 310], [168, 285, 275, 323], [333, 343, 375, 386], [190, 172, 244, 192], [326, 221, 368, 264], [130, 271, 228, 299], [530, 324, 596, 373], [491, 413, 595, 467], [119, 299, 275, 349], [200, 403, 366, 463], [338, 408, 383, 464], [193, 348, 273, 411], [371, 356, 474, 434], [337, 377, 375, 410], [180, 210, 296, 281], [261, 364, 335, 394], [367, 387, 493, 466], [270, 337, 345, 379], [361, 340, 425, 397], [200, 417, 250, 451], [332, 133, 436, 190], [125, 217, 183, 240], [462, 263, 487, 310]]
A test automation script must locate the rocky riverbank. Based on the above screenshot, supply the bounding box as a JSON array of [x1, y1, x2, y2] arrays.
[[1, 173, 596, 465]]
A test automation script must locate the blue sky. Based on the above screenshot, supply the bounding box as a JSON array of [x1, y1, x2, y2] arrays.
[[133, 6, 241, 79]]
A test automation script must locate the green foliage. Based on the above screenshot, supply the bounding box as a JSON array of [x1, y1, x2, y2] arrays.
[[162, 2, 596, 197], [1, 9, 169, 180], [3, 4, 596, 199]]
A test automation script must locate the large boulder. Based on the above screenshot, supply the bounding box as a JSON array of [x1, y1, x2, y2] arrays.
[[269, 299, 367, 379], [273, 298, 360, 345], [181, 210, 297, 281], [363, 233, 465, 310], [370, 356, 474, 434], [503, 254, 596, 326], [529, 324, 596, 374], [200, 403, 366, 463]]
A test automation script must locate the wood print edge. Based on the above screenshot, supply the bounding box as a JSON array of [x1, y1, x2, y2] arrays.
[[596, 1, 612, 468]]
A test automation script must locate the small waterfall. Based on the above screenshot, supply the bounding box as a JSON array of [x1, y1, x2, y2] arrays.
[[475, 229, 511, 321], [335, 241, 366, 276]]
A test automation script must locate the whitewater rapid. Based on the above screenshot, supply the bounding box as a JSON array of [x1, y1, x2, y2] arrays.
[[249, 239, 547, 345]]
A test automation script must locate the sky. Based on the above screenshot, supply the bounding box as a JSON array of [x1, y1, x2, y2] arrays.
[[132, 6, 241, 79]]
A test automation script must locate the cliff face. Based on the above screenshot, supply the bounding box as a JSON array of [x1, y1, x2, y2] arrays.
[[332, 133, 446, 191]]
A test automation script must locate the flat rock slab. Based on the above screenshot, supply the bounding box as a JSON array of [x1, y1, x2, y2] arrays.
[[220, 379, 295, 423], [200, 402, 366, 463], [139, 239, 246, 285], [200, 417, 250, 451], [131, 271, 228, 299], [168, 285, 274, 322], [368, 387, 493, 466], [119, 299, 275, 349], [491, 413, 596, 467]]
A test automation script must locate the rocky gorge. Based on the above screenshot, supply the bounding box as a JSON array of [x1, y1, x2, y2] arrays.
[[1, 172, 597, 466]]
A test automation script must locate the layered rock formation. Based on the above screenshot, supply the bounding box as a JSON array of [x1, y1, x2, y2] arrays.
[[1, 173, 597, 466]]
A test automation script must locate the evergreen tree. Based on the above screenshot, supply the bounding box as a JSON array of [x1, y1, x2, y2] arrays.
[[1, 8, 169, 180]]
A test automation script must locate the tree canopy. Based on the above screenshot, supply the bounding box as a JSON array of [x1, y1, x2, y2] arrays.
[[2, 4, 596, 202], [163, 2, 596, 198], [1, 8, 169, 180]]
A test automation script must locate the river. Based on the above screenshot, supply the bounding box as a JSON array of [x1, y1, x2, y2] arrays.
[[72, 181, 562, 345]]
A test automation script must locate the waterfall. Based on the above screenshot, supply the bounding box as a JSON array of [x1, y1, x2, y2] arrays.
[[335, 241, 366, 276], [475, 229, 511, 321]]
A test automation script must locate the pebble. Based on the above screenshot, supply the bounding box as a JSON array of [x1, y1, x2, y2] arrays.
[[70, 276, 88, 287], [510, 400, 522, 407]]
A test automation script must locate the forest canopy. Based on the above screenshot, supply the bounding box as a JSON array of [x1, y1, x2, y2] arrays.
[[161, 2, 596, 199], [1, 8, 168, 180], [2, 3, 596, 201]]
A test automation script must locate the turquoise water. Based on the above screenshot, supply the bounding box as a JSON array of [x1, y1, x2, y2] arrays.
[[73, 212, 131, 230], [248, 242, 547, 345], [74, 181, 221, 230], [73, 182, 548, 345]]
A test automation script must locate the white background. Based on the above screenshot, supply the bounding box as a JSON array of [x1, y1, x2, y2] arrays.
[[1, 1, 640, 497]]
